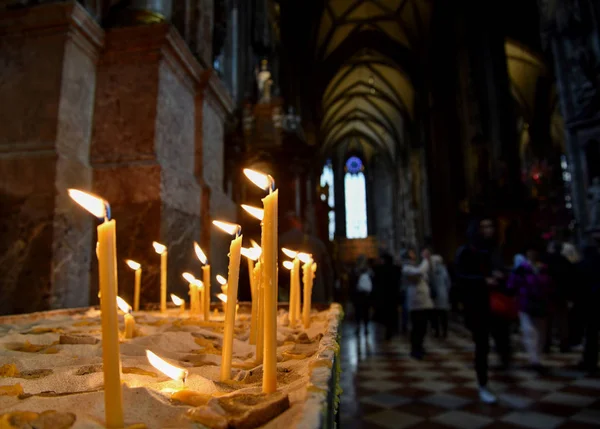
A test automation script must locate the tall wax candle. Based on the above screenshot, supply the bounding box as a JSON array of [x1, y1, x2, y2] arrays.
[[261, 188, 278, 393], [213, 221, 242, 382], [126, 260, 142, 312], [241, 247, 259, 344], [195, 243, 211, 321], [293, 257, 301, 324], [255, 260, 264, 363], [68, 190, 123, 429], [302, 257, 313, 329], [153, 242, 168, 313]]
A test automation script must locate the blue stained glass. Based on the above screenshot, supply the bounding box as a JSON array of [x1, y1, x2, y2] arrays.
[[344, 169, 368, 239], [346, 156, 363, 174]]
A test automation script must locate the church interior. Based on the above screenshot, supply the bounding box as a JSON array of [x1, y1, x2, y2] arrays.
[[2, 0, 600, 428]]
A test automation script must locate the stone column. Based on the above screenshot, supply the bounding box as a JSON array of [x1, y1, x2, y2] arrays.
[[200, 70, 235, 282], [0, 2, 102, 315], [91, 24, 203, 305]]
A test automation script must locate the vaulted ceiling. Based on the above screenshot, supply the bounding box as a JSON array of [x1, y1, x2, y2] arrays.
[[505, 39, 547, 123], [316, 0, 433, 161]]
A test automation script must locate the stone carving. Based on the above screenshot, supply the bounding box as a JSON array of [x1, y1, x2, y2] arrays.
[[543, 0, 600, 121], [256, 59, 272, 103], [588, 176, 600, 229]]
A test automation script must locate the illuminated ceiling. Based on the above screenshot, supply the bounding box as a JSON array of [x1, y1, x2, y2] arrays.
[[317, 0, 433, 59], [321, 50, 414, 158], [318, 0, 432, 159], [505, 39, 547, 123]]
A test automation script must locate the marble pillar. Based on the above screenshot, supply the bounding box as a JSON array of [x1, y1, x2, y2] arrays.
[[200, 70, 235, 283], [91, 24, 203, 306], [0, 2, 102, 315]]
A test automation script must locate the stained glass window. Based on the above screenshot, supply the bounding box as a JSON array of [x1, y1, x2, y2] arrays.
[[344, 157, 368, 239], [320, 160, 335, 241]]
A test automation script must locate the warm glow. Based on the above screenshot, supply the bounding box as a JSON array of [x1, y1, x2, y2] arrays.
[[217, 293, 228, 303], [297, 252, 312, 264], [153, 242, 166, 254], [146, 350, 188, 382], [171, 294, 184, 306], [243, 168, 271, 190], [312, 262, 317, 273], [125, 259, 141, 270], [194, 242, 207, 265], [216, 275, 227, 285], [116, 296, 131, 314], [282, 248, 298, 259], [241, 204, 264, 221], [182, 272, 196, 284], [193, 279, 204, 289], [241, 247, 260, 261], [68, 189, 106, 219], [213, 220, 241, 236], [283, 261, 294, 270]]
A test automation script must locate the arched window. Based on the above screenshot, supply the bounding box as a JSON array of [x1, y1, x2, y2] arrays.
[[344, 156, 368, 239], [320, 160, 335, 241]]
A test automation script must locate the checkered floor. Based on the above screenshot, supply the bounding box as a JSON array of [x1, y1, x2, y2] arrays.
[[339, 319, 600, 429]]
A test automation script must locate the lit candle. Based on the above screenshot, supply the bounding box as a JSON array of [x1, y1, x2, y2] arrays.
[[194, 243, 211, 321], [117, 296, 135, 339], [282, 248, 300, 326], [254, 256, 264, 364], [194, 279, 204, 317], [241, 246, 261, 344], [243, 169, 278, 394], [125, 260, 142, 312], [146, 350, 188, 384], [182, 272, 198, 317], [171, 294, 185, 313], [216, 293, 239, 318], [213, 220, 242, 382], [298, 253, 313, 329], [283, 259, 294, 324], [68, 189, 123, 428], [153, 242, 168, 313], [216, 274, 227, 313]]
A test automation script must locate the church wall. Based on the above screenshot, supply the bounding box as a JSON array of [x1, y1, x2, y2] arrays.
[[0, 3, 101, 314]]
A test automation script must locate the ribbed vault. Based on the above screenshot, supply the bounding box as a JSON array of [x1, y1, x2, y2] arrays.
[[318, 0, 432, 160], [505, 39, 547, 123]]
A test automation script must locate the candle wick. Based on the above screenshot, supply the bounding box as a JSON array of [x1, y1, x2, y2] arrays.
[[104, 201, 111, 221], [267, 175, 275, 193]]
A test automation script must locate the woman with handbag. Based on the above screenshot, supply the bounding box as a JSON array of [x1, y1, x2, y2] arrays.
[[508, 246, 552, 372], [455, 217, 512, 404]]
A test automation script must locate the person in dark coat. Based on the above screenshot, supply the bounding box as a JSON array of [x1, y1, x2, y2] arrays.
[[373, 253, 402, 341], [455, 217, 511, 404], [575, 240, 600, 372]]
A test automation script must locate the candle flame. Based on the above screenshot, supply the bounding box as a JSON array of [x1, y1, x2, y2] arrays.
[[241, 204, 264, 221], [125, 259, 141, 270], [194, 242, 207, 264], [216, 275, 227, 285], [116, 296, 132, 314], [213, 220, 241, 236], [153, 242, 166, 254], [193, 279, 204, 289], [297, 252, 312, 264], [281, 248, 298, 259], [283, 260, 294, 270], [243, 169, 271, 190], [241, 247, 260, 261], [217, 293, 228, 303], [171, 294, 184, 306], [146, 350, 188, 382], [182, 272, 196, 284], [68, 189, 107, 219]]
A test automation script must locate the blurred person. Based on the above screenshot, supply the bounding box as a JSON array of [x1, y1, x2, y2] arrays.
[[575, 239, 600, 373], [373, 253, 401, 340], [455, 217, 511, 404], [508, 246, 553, 372], [351, 254, 372, 335], [402, 247, 433, 358], [430, 255, 452, 339]]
